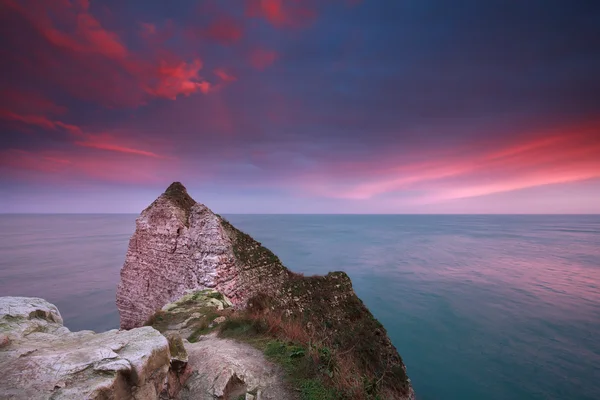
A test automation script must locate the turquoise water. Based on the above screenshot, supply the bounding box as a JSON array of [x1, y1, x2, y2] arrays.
[[0, 214, 599, 399]]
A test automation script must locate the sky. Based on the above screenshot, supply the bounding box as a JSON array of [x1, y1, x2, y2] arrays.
[[1, 0, 599, 213]]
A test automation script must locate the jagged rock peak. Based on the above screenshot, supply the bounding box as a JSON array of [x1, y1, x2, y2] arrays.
[[165, 181, 188, 193], [163, 182, 195, 208], [147, 181, 197, 224]]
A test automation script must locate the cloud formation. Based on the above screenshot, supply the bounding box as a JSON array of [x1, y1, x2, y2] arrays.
[[1, 0, 213, 107], [1, 0, 599, 213]]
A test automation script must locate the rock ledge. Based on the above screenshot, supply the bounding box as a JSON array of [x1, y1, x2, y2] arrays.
[[0, 296, 169, 400]]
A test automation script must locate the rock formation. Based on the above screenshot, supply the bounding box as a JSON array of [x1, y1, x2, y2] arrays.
[[116, 181, 289, 330], [117, 182, 414, 399], [0, 296, 170, 400]]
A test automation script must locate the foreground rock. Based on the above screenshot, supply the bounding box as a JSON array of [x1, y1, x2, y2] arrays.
[[0, 297, 169, 400], [117, 182, 414, 398], [153, 290, 295, 399], [0, 295, 290, 400]]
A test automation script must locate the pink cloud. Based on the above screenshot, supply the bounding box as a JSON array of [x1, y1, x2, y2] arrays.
[[4, 0, 128, 61], [246, 0, 316, 28], [0, 110, 83, 136], [0, 148, 175, 184], [1, 110, 165, 159], [147, 59, 212, 99], [74, 134, 164, 158], [0, 149, 73, 174], [290, 123, 600, 202], [214, 68, 237, 82]]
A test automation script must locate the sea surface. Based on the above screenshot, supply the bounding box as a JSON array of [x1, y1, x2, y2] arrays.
[[0, 214, 599, 400]]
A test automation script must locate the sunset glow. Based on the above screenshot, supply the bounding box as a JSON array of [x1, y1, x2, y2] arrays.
[[1, 0, 599, 213]]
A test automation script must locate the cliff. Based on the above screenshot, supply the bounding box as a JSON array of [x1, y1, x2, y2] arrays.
[[116, 181, 289, 330], [117, 182, 414, 399]]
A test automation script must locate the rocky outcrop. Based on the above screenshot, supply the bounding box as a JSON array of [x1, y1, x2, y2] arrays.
[[0, 296, 170, 400], [0, 295, 293, 400], [117, 182, 414, 399], [116, 182, 289, 330], [151, 290, 295, 400], [180, 334, 292, 400]]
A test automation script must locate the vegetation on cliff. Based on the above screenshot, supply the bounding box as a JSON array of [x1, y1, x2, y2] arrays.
[[134, 183, 412, 399], [218, 215, 411, 399], [220, 294, 409, 400], [147, 284, 410, 400]]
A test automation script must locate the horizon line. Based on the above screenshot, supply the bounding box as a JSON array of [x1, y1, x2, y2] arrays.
[[1, 213, 599, 216]]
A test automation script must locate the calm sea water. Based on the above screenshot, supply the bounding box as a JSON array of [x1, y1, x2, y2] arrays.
[[0, 214, 599, 400]]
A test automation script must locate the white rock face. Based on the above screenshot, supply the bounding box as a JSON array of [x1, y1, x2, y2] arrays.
[[0, 296, 170, 400], [116, 183, 239, 330], [116, 182, 289, 330]]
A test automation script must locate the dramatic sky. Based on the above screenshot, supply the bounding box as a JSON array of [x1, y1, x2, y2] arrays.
[[1, 0, 599, 213]]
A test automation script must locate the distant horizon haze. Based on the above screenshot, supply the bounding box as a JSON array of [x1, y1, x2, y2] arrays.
[[1, 178, 599, 214]]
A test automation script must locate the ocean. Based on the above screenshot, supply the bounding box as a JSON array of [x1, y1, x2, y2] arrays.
[[0, 214, 599, 400]]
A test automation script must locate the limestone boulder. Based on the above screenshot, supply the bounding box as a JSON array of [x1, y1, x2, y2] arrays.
[[0, 297, 170, 400]]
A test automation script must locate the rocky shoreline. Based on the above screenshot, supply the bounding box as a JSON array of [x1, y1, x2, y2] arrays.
[[0, 183, 414, 399]]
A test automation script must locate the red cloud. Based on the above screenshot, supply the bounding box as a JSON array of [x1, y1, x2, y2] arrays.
[[1, 110, 165, 159], [249, 48, 279, 70], [6, 0, 128, 61], [0, 110, 83, 136], [246, 0, 316, 28], [2, 0, 214, 107], [147, 59, 212, 99], [214, 68, 237, 82]]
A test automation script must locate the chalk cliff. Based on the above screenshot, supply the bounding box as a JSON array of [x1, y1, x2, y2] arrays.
[[117, 182, 414, 399], [116, 182, 289, 330]]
